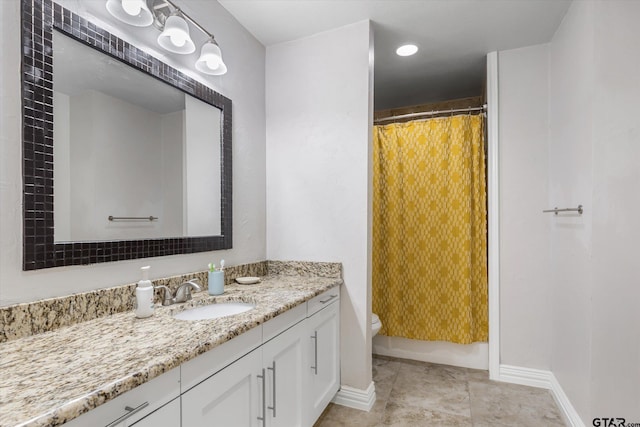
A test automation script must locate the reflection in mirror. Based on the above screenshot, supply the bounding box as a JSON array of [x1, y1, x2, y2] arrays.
[[53, 30, 221, 242]]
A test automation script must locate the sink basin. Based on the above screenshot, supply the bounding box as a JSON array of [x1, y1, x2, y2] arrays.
[[173, 302, 256, 321]]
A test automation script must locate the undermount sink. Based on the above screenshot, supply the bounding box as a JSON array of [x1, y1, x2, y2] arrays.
[[173, 302, 256, 321]]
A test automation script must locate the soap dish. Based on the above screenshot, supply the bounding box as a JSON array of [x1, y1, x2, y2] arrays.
[[235, 276, 261, 285]]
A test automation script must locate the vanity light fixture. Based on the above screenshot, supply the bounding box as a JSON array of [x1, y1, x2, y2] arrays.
[[157, 10, 196, 54], [396, 44, 418, 57], [106, 0, 153, 27], [106, 0, 227, 74]]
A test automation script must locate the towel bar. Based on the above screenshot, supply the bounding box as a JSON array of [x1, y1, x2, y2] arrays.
[[108, 216, 158, 221], [542, 205, 583, 215]]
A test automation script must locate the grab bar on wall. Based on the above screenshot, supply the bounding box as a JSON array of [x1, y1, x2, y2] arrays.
[[542, 205, 583, 215], [108, 216, 158, 221]]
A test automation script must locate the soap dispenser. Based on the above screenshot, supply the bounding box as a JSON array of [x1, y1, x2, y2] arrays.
[[135, 266, 154, 318]]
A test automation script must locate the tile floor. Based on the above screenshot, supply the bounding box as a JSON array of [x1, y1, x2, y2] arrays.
[[314, 356, 566, 426]]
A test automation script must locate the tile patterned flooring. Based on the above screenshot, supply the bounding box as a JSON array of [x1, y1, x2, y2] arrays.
[[314, 356, 566, 427]]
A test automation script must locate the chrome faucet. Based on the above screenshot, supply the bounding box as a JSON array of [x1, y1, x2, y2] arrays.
[[174, 279, 201, 303], [155, 285, 174, 306], [155, 279, 201, 306]]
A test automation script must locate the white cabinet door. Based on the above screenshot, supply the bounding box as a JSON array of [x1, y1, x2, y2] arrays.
[[182, 348, 263, 427], [129, 398, 180, 427], [306, 301, 340, 426], [261, 320, 307, 427]]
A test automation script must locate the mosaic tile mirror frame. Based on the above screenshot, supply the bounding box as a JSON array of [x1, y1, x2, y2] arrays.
[[21, 0, 233, 270]]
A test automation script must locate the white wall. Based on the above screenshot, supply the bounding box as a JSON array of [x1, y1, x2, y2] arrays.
[[497, 44, 552, 370], [67, 90, 169, 241], [498, 1, 640, 422], [265, 21, 373, 391], [549, 1, 640, 421], [184, 95, 221, 236], [160, 110, 185, 238], [589, 1, 640, 418], [0, 0, 266, 305], [548, 1, 595, 420], [53, 92, 72, 241]]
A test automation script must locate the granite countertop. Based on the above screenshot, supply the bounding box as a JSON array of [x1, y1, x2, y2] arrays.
[[0, 274, 341, 427]]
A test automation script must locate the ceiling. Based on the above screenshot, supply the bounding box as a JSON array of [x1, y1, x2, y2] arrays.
[[218, 0, 572, 110]]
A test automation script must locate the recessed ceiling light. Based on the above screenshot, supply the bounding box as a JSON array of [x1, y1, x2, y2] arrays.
[[396, 44, 418, 57]]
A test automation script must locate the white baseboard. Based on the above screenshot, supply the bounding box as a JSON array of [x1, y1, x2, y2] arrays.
[[373, 335, 489, 370], [332, 381, 376, 412], [549, 373, 586, 427], [498, 364, 553, 389], [498, 364, 585, 427]]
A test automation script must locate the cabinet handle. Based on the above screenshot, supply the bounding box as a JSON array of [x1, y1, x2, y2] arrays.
[[257, 368, 266, 427], [311, 331, 318, 375], [105, 402, 149, 427], [319, 295, 338, 304], [267, 361, 277, 417]]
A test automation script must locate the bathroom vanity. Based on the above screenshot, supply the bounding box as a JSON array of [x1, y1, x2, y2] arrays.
[[0, 271, 341, 427]]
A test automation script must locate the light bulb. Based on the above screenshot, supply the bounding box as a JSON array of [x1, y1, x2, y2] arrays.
[[121, 0, 141, 16], [170, 33, 186, 47], [206, 57, 221, 70], [396, 44, 418, 56], [106, 0, 153, 26]]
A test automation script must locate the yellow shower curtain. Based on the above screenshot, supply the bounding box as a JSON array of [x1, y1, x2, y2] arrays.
[[372, 114, 488, 344]]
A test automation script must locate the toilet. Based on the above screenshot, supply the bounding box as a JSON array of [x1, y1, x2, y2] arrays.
[[372, 313, 382, 337]]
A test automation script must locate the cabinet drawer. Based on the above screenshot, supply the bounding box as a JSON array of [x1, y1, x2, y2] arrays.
[[64, 367, 180, 427], [263, 302, 306, 343], [307, 287, 340, 317], [129, 397, 180, 427], [181, 325, 262, 393]]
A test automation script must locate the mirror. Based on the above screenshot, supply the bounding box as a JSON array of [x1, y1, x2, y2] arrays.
[[53, 31, 221, 241], [21, 0, 232, 270]]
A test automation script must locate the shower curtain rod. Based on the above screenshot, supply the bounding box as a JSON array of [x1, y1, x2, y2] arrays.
[[374, 104, 487, 124]]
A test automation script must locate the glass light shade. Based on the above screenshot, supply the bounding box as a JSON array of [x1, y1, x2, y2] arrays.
[[157, 14, 196, 54], [106, 0, 153, 27], [195, 40, 227, 75]]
